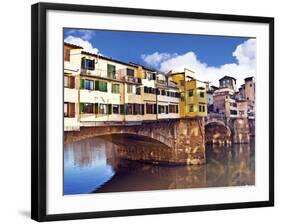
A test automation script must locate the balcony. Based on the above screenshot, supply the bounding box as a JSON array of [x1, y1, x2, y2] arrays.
[[122, 76, 142, 84]]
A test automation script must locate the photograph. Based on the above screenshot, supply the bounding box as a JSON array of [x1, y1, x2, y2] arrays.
[[63, 28, 256, 195]]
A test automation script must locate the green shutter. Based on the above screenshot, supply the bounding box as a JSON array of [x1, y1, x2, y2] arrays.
[[80, 78, 84, 89], [95, 80, 99, 90], [79, 103, 84, 114], [107, 64, 116, 79]]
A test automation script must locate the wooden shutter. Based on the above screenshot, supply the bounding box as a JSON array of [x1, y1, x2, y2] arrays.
[[94, 103, 99, 114], [108, 104, 112, 115]]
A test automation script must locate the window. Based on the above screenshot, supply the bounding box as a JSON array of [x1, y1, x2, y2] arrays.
[[84, 79, 94, 90], [180, 80, 185, 87], [136, 87, 141, 95], [64, 76, 75, 88], [144, 86, 148, 93], [230, 110, 238, 115], [199, 92, 205, 98], [199, 104, 205, 112], [126, 104, 133, 115], [133, 104, 142, 115], [158, 105, 165, 114], [95, 80, 107, 92], [64, 102, 75, 117], [127, 84, 133, 93], [127, 68, 135, 76], [169, 104, 178, 113], [112, 84, 120, 94], [146, 103, 155, 114], [250, 84, 253, 87], [107, 64, 116, 79], [81, 57, 95, 70], [80, 103, 94, 114], [188, 90, 193, 97], [64, 48, 70, 61], [99, 104, 107, 114], [161, 90, 166, 95], [189, 104, 194, 112], [113, 104, 120, 114]]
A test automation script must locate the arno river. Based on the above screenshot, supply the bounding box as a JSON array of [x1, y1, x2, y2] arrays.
[[64, 135, 255, 195]]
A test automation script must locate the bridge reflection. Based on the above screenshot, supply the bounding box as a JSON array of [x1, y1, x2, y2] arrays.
[[64, 135, 255, 195]]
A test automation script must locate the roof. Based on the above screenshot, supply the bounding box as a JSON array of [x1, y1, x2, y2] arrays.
[[81, 51, 138, 68], [244, 76, 254, 81], [64, 42, 83, 49], [129, 62, 157, 72], [219, 75, 237, 81]]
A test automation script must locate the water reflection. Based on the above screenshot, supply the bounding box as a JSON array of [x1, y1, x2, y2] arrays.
[[64, 136, 255, 195]]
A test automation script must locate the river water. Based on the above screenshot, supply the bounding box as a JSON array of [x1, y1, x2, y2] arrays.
[[64, 135, 255, 195]]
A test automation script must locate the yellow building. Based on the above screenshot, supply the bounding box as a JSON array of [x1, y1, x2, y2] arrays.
[[170, 69, 207, 118]]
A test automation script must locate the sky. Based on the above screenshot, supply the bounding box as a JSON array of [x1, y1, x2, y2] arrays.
[[64, 28, 256, 88]]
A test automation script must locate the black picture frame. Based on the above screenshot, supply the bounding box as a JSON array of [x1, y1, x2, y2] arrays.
[[31, 2, 274, 222]]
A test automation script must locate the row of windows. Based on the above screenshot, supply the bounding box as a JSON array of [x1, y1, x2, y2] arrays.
[[65, 77, 204, 101], [81, 59, 135, 79], [79, 103, 179, 115], [188, 90, 205, 98], [143, 86, 180, 98], [189, 104, 206, 113]]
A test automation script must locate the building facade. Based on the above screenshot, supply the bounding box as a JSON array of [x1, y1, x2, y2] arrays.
[[64, 43, 187, 131], [170, 69, 208, 118]]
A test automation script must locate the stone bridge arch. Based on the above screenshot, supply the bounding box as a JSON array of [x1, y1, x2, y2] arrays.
[[205, 119, 232, 145], [64, 122, 176, 148], [64, 119, 206, 165]]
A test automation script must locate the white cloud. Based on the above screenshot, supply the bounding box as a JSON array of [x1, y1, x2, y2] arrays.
[[141, 52, 175, 67], [141, 39, 256, 88], [64, 35, 99, 54]]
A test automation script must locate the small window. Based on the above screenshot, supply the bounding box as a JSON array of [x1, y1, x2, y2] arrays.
[[199, 92, 204, 98], [64, 48, 70, 61], [189, 105, 194, 112], [112, 84, 120, 94], [84, 79, 94, 90], [64, 102, 75, 117], [136, 87, 141, 95], [95, 80, 107, 92], [64, 76, 75, 88], [127, 84, 133, 93], [188, 90, 193, 97], [99, 104, 107, 114], [107, 64, 116, 79], [126, 104, 133, 115], [81, 58, 95, 70], [80, 103, 94, 114], [113, 104, 120, 114], [127, 68, 135, 76]]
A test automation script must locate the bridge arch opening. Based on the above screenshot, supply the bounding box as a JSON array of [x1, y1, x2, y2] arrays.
[[205, 121, 231, 145]]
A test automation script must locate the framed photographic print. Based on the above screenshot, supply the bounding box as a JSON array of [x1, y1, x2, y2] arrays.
[[31, 2, 274, 222]]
